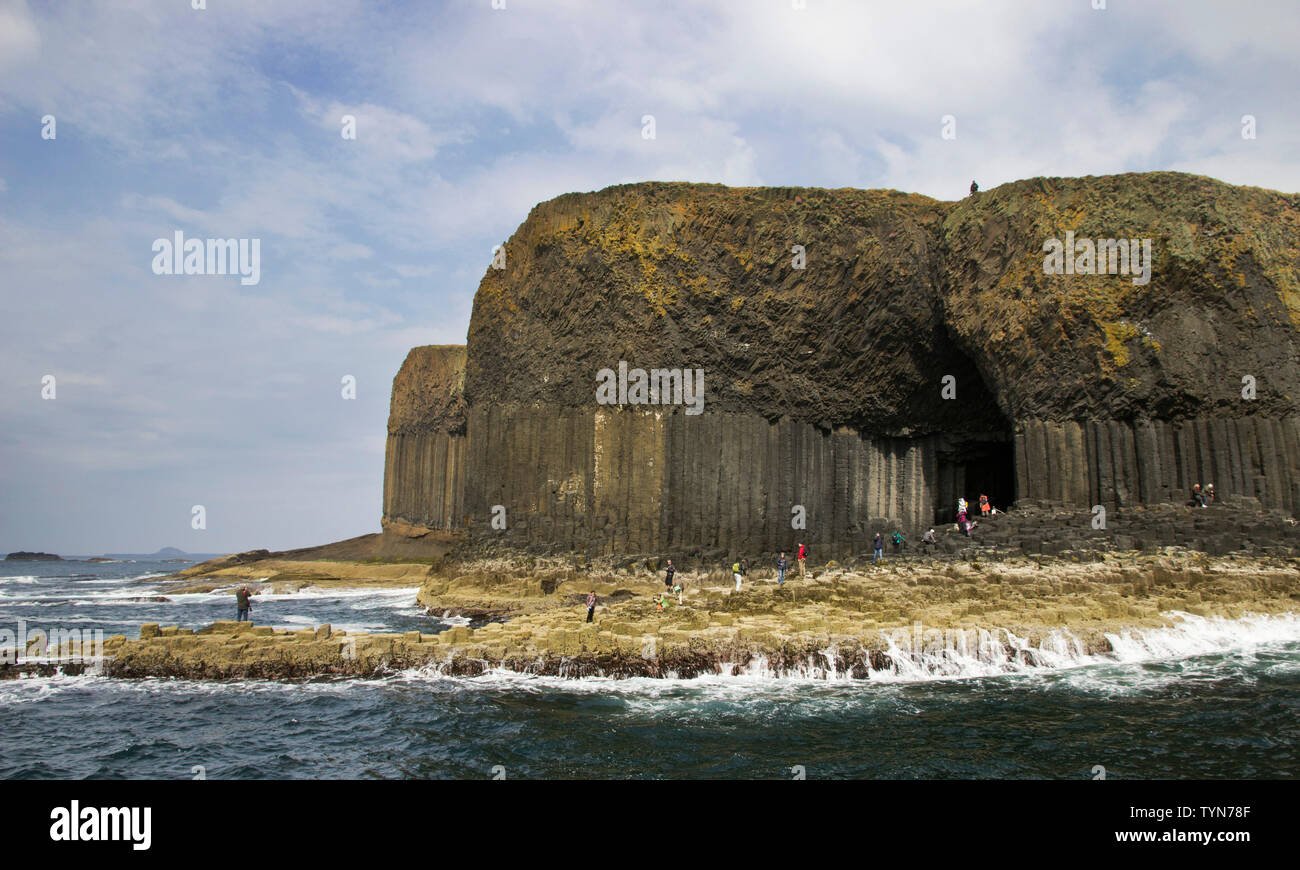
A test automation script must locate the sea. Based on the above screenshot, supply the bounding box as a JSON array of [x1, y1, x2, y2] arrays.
[[2, 557, 1298, 780]]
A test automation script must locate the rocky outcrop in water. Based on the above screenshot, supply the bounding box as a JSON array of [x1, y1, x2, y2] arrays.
[[20, 550, 1295, 682], [383, 172, 1300, 557]]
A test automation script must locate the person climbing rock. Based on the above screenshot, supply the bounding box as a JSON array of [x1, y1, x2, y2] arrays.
[[585, 591, 596, 623], [922, 528, 937, 550], [664, 559, 676, 589], [873, 532, 884, 564], [235, 586, 252, 622], [891, 530, 906, 556], [777, 551, 788, 586], [956, 507, 972, 535], [797, 542, 807, 577], [1192, 483, 1206, 508]]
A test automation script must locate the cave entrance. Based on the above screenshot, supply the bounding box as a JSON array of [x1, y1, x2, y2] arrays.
[[934, 438, 1016, 526], [926, 321, 1017, 526]]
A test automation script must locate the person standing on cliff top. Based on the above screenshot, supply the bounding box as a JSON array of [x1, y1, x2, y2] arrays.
[[664, 559, 675, 589], [777, 552, 788, 586], [585, 591, 596, 623], [797, 543, 807, 577], [235, 586, 252, 622], [970, 180, 979, 196]]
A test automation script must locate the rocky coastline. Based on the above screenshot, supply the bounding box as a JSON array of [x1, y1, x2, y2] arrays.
[[9, 520, 1297, 681]]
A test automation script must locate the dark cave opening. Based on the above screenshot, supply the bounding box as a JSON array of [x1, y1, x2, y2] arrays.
[[927, 324, 1018, 526], [935, 438, 1016, 526]]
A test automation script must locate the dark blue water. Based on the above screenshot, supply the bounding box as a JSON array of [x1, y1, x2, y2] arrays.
[[3, 562, 1298, 779]]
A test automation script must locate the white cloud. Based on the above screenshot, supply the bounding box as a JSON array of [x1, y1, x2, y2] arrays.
[[0, 0, 40, 74]]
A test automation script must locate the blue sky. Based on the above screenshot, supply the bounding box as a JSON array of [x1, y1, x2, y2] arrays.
[[1, 0, 1297, 555]]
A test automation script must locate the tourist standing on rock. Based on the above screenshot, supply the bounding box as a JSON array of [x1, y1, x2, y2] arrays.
[[777, 552, 788, 586], [873, 533, 884, 564], [235, 586, 252, 622], [1206, 483, 1216, 505], [664, 559, 676, 589], [797, 542, 807, 577], [732, 558, 748, 591], [970, 180, 979, 196], [586, 591, 596, 623], [979, 494, 991, 516]]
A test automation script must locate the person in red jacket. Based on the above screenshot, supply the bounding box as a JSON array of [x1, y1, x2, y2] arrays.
[[979, 494, 991, 516], [797, 542, 807, 578]]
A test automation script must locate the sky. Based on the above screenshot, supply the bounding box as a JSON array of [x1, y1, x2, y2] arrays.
[[1, 0, 1297, 555]]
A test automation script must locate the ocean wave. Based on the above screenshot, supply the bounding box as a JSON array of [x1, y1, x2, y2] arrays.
[[384, 610, 1300, 689]]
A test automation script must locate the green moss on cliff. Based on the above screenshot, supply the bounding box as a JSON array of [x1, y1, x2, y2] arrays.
[[467, 173, 1300, 426]]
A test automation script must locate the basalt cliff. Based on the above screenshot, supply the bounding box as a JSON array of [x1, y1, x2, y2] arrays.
[[383, 172, 1300, 558]]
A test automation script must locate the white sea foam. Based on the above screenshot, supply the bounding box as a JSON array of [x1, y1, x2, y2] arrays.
[[863, 611, 1300, 682], [166, 585, 418, 604], [390, 610, 1300, 688]]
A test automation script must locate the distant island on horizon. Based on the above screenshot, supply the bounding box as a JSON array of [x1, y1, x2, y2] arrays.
[[3, 551, 63, 561], [4, 546, 206, 562]]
